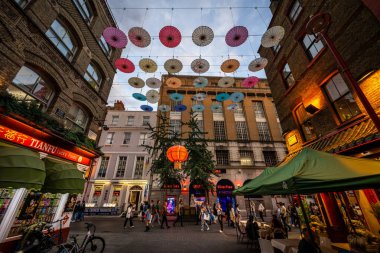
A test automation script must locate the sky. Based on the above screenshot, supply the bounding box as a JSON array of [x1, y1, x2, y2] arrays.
[[107, 0, 272, 110]]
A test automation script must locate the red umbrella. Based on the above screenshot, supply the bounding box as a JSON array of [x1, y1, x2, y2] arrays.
[[225, 26, 248, 47], [103, 27, 128, 48], [242, 76, 259, 88], [115, 58, 135, 73], [159, 26, 182, 48]]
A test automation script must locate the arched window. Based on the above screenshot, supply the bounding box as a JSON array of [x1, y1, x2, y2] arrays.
[[99, 35, 111, 56], [84, 62, 102, 90], [66, 103, 89, 132], [73, 0, 93, 23], [8, 66, 54, 110], [46, 20, 77, 60]]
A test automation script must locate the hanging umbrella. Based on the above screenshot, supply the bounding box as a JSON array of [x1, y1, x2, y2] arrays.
[[191, 58, 210, 73], [115, 58, 135, 73], [221, 59, 240, 73], [192, 26, 214, 46], [248, 57, 268, 72], [132, 93, 147, 101], [146, 77, 162, 89], [174, 104, 187, 112], [146, 90, 159, 104], [103, 27, 128, 48], [164, 58, 183, 73], [242, 76, 259, 88], [192, 104, 205, 112], [158, 104, 170, 112], [225, 26, 249, 47], [216, 93, 230, 102], [139, 58, 157, 73], [193, 93, 206, 101], [211, 103, 222, 112], [128, 77, 145, 88], [193, 77, 208, 88], [227, 103, 239, 111], [159, 26, 182, 48], [141, 105, 153, 112], [261, 26, 285, 48], [169, 93, 184, 101], [230, 92, 245, 103], [218, 77, 235, 88], [166, 77, 182, 88], [128, 27, 151, 48]]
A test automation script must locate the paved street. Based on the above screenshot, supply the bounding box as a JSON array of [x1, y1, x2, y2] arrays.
[[70, 216, 257, 253]]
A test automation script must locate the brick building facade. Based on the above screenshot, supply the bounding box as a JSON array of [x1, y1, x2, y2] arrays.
[[259, 0, 380, 241]]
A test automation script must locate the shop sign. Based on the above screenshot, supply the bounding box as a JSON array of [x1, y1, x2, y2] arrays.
[[216, 185, 234, 190], [192, 184, 203, 189], [162, 184, 181, 189], [0, 124, 91, 165], [94, 191, 102, 196], [113, 191, 120, 196], [215, 169, 226, 174]]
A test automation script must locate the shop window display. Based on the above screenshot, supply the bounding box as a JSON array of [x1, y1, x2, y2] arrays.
[[0, 188, 17, 225]]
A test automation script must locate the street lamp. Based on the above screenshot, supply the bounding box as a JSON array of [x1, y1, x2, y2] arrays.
[[306, 13, 380, 132]]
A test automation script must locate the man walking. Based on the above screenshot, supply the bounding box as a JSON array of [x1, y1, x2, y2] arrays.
[[280, 202, 291, 232], [160, 201, 170, 229], [173, 199, 184, 227]]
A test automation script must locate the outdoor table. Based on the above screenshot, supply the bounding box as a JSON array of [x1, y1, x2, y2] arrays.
[[291, 245, 339, 253], [271, 239, 300, 253]]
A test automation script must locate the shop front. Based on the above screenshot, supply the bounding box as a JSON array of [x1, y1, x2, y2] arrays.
[[161, 179, 181, 216], [216, 179, 235, 212]]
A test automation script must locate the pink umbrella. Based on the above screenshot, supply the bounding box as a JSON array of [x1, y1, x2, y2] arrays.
[[159, 26, 182, 48], [242, 76, 259, 88], [103, 27, 128, 48], [225, 26, 249, 47], [115, 58, 135, 73]]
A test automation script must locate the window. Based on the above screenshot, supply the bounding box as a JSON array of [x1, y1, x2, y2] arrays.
[[215, 150, 229, 165], [253, 101, 266, 119], [142, 116, 150, 126], [123, 132, 131, 145], [99, 35, 111, 56], [273, 43, 281, 54], [294, 104, 317, 141], [127, 116, 134, 126], [9, 66, 54, 109], [169, 120, 181, 136], [111, 115, 119, 125], [46, 20, 76, 60], [106, 132, 114, 145], [257, 122, 271, 141], [240, 150, 253, 166], [84, 63, 102, 91], [196, 119, 204, 134], [134, 156, 144, 179], [14, 0, 30, 8], [282, 63, 295, 88], [115, 156, 127, 178], [324, 73, 361, 122], [288, 0, 302, 23], [73, 0, 93, 23], [233, 103, 244, 115], [66, 103, 89, 132], [97, 157, 109, 178], [139, 133, 148, 145], [302, 34, 324, 60], [236, 121, 249, 140], [213, 121, 226, 140], [263, 151, 278, 166]]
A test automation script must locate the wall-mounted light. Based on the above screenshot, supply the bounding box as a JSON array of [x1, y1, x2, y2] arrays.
[[305, 104, 319, 114]]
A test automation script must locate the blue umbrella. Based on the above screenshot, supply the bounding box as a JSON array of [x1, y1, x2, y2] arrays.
[[140, 105, 153, 112], [193, 77, 208, 88], [158, 104, 170, 112], [227, 103, 239, 111], [169, 93, 184, 101], [211, 104, 222, 112], [216, 93, 230, 102], [192, 104, 205, 112], [132, 93, 147, 101], [193, 93, 207, 101], [230, 92, 244, 103], [174, 104, 187, 112]]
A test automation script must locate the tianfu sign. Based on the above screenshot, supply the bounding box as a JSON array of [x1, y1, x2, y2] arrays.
[[0, 124, 91, 165]]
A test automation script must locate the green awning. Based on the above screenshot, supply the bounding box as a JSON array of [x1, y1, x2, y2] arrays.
[[42, 159, 85, 194], [0, 146, 45, 190], [234, 148, 380, 196]]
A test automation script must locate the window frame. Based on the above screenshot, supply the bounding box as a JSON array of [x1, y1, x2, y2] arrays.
[[46, 19, 77, 61], [213, 120, 226, 141], [215, 150, 229, 166], [133, 156, 145, 179], [72, 0, 93, 24], [293, 104, 317, 141], [84, 62, 103, 91], [105, 132, 114, 145], [139, 133, 148, 146], [97, 157, 109, 178], [123, 132, 131, 145], [281, 63, 296, 89], [98, 35, 112, 57], [115, 156, 127, 178], [263, 151, 278, 167], [14, 0, 31, 8], [257, 122, 272, 142], [235, 121, 249, 140], [239, 150, 254, 166], [127, 116, 135, 126], [142, 116, 150, 126], [301, 34, 324, 61], [66, 103, 90, 132], [287, 0, 302, 24], [111, 115, 119, 125]]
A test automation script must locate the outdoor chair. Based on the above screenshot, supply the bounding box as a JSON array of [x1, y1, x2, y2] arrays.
[[236, 222, 247, 243], [258, 238, 275, 253]]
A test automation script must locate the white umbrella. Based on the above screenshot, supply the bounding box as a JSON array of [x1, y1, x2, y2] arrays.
[[261, 26, 285, 48], [218, 77, 235, 88], [146, 77, 162, 89], [146, 90, 159, 104]]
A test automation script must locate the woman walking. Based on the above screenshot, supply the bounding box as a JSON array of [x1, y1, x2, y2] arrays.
[[144, 207, 152, 232], [200, 204, 210, 231], [160, 201, 170, 229], [123, 203, 135, 229], [216, 203, 224, 233]]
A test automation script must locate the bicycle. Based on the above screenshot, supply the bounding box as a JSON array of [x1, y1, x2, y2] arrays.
[[57, 222, 105, 253]]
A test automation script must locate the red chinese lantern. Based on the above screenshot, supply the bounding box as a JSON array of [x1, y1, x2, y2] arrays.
[[166, 145, 189, 170]]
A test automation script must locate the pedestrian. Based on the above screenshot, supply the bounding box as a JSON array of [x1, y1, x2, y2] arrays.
[[235, 204, 241, 223], [79, 200, 86, 221], [144, 207, 152, 232], [173, 199, 184, 227], [245, 216, 259, 241], [216, 202, 224, 233], [160, 201, 170, 229], [226, 203, 231, 227], [72, 201, 81, 222], [200, 204, 210, 231], [271, 215, 286, 239], [276, 203, 281, 220], [280, 202, 291, 232], [258, 202, 265, 222], [289, 204, 298, 227], [229, 203, 236, 228], [139, 202, 144, 222], [195, 203, 200, 225], [123, 203, 135, 229], [151, 200, 161, 227], [250, 200, 256, 220]]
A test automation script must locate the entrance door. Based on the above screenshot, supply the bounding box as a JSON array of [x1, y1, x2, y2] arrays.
[[129, 191, 141, 206]]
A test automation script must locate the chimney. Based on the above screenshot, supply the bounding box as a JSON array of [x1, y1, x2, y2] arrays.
[[113, 100, 125, 111]]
